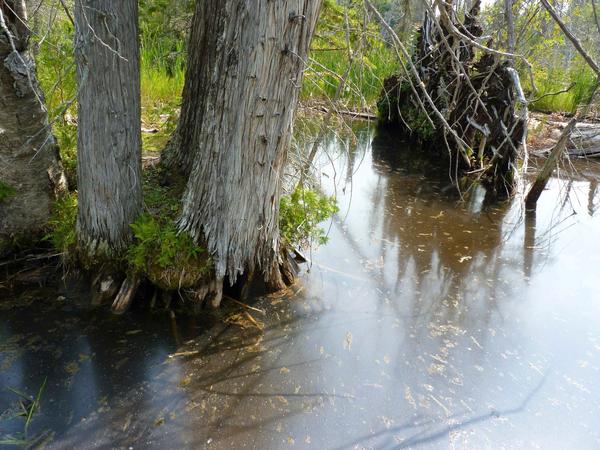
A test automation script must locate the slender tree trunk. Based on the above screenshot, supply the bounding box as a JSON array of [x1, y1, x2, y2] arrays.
[[526, 0, 600, 210], [525, 83, 598, 210], [74, 0, 142, 255], [0, 1, 66, 251], [166, 0, 322, 296], [504, 0, 515, 56]]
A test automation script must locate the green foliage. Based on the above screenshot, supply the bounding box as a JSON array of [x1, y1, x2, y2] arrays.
[[36, 19, 76, 117], [45, 193, 78, 254], [139, 0, 190, 146], [128, 215, 203, 271], [127, 167, 210, 288], [0, 180, 16, 203], [127, 214, 210, 289], [377, 80, 435, 140], [280, 188, 339, 248], [302, 0, 398, 108], [481, 0, 599, 114], [54, 121, 78, 186], [530, 60, 597, 113]]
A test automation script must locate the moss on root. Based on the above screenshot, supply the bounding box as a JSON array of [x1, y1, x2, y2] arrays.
[[0, 180, 16, 203], [128, 214, 212, 290]]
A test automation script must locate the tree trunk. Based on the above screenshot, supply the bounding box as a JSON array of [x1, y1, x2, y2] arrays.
[[74, 0, 142, 255], [0, 1, 66, 252], [504, 0, 515, 56], [166, 0, 322, 289], [525, 82, 598, 210]]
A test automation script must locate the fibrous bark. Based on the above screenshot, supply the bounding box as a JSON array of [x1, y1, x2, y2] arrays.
[[165, 0, 322, 290], [0, 1, 66, 250], [74, 0, 142, 254]]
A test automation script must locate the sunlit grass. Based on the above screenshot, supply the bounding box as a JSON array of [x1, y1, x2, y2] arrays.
[[528, 61, 596, 114]]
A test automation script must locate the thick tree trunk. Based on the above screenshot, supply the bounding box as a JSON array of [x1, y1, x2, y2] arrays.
[[74, 0, 142, 255], [0, 1, 66, 251], [167, 0, 322, 290]]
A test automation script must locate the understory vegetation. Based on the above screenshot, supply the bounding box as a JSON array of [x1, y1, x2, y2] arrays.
[[32, 2, 336, 276], [481, 0, 599, 114]]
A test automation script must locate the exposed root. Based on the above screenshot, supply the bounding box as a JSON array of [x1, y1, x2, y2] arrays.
[[91, 272, 121, 306], [111, 274, 141, 314], [266, 248, 298, 293], [195, 276, 224, 309]]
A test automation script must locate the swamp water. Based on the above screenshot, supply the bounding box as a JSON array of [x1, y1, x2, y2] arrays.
[[2, 123, 600, 449]]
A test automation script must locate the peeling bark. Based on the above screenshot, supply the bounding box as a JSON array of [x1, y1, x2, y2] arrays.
[[0, 1, 66, 249], [167, 0, 322, 286], [74, 0, 142, 255]]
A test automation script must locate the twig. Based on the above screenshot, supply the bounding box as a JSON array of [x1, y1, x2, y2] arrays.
[[223, 295, 265, 315], [530, 83, 576, 104]]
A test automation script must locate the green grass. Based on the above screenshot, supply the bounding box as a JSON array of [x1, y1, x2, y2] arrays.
[[139, 29, 185, 153], [300, 0, 398, 109], [44, 193, 78, 255], [302, 46, 397, 108], [0, 379, 47, 446], [528, 61, 597, 114]]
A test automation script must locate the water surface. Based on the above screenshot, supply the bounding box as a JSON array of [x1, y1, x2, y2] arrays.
[[2, 123, 600, 449]]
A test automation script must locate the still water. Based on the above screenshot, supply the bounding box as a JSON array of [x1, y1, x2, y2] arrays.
[[2, 123, 600, 449]]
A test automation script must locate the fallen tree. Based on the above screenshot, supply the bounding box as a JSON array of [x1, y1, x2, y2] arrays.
[[375, 0, 527, 198]]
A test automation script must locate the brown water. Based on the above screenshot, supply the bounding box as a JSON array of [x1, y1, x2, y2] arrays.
[[2, 123, 600, 449]]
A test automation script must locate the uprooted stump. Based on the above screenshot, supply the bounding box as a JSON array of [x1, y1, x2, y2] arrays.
[[378, 0, 527, 198]]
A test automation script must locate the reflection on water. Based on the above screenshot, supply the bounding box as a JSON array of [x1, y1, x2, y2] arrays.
[[2, 122, 600, 449]]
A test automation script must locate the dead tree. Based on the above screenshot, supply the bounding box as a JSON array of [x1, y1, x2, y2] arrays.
[[377, 0, 527, 198]]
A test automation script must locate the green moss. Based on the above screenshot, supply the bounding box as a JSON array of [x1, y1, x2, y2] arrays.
[[0, 181, 16, 203], [279, 187, 339, 248]]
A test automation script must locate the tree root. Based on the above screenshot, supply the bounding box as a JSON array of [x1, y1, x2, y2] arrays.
[[111, 274, 141, 314], [91, 272, 121, 306], [195, 276, 224, 308], [266, 248, 299, 292]]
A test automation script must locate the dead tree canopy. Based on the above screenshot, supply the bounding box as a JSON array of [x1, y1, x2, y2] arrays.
[[378, 0, 527, 198]]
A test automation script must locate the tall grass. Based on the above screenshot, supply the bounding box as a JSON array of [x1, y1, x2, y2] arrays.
[[302, 44, 397, 109], [139, 29, 186, 152], [34, 13, 188, 161], [300, 0, 398, 109], [529, 60, 597, 114], [139, 29, 186, 113]]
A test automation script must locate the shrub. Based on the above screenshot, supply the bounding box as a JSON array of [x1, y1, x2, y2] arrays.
[[279, 187, 339, 248]]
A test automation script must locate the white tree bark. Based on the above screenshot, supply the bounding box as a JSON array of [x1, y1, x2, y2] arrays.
[[74, 0, 142, 254], [167, 0, 322, 287], [0, 1, 66, 249]]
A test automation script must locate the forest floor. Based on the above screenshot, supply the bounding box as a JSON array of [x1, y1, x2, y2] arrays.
[[528, 112, 600, 157]]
